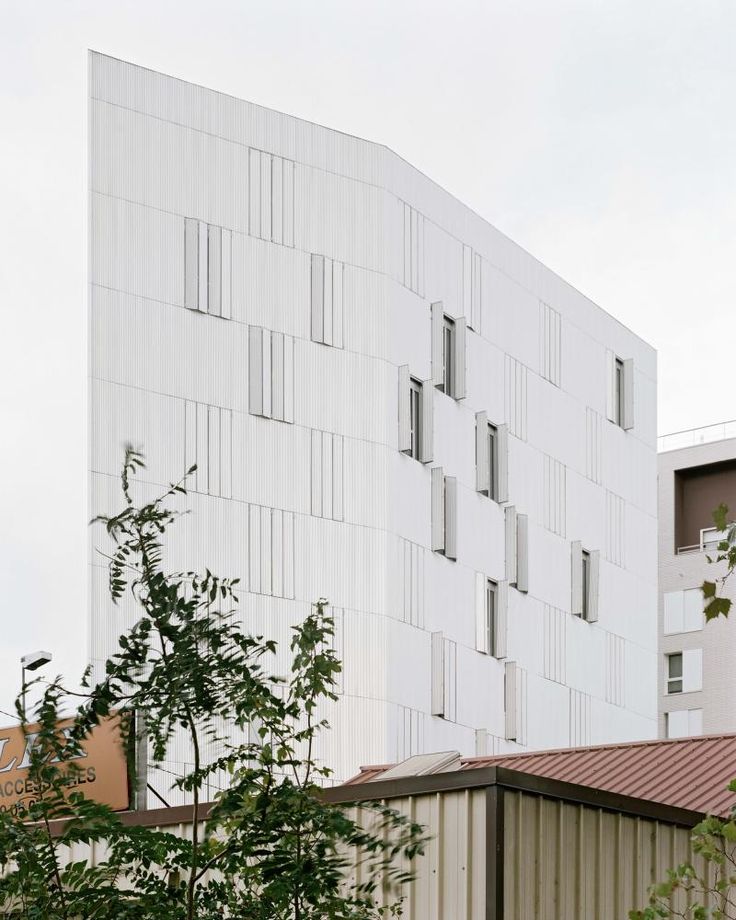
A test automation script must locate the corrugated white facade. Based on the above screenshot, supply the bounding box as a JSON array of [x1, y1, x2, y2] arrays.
[[88, 52, 658, 791]]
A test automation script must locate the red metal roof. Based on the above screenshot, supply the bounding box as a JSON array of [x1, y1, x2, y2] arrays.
[[344, 734, 736, 816]]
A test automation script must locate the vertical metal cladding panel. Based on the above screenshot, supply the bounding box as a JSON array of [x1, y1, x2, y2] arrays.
[[311, 429, 323, 517], [207, 404, 220, 496], [475, 411, 489, 493], [495, 581, 508, 659], [184, 217, 199, 309], [332, 434, 344, 522], [398, 365, 411, 453], [623, 358, 635, 430], [505, 505, 517, 585], [570, 540, 583, 616], [543, 604, 567, 683], [431, 467, 445, 553], [606, 632, 625, 705], [462, 244, 472, 319], [420, 381, 433, 463], [221, 228, 232, 320], [184, 399, 197, 475], [323, 255, 334, 346], [248, 326, 266, 417], [343, 790, 486, 920], [282, 334, 294, 423], [259, 505, 272, 595], [195, 402, 209, 493], [540, 301, 562, 386], [569, 689, 592, 745], [197, 219, 208, 314], [503, 792, 711, 920], [410, 207, 419, 293], [403, 202, 411, 288], [543, 455, 566, 537], [505, 660, 518, 740], [585, 407, 602, 483], [322, 433, 334, 521], [431, 301, 444, 388], [496, 424, 509, 503], [444, 476, 458, 561], [207, 225, 222, 316], [431, 631, 444, 716], [271, 509, 284, 597], [332, 259, 344, 348], [282, 510, 295, 599], [606, 491, 625, 566], [472, 251, 482, 333], [475, 571, 487, 653], [505, 355, 528, 440], [453, 316, 466, 400], [220, 408, 232, 499], [271, 332, 285, 421], [282, 159, 295, 247], [271, 157, 283, 245], [260, 151, 272, 241], [444, 637, 457, 721], [605, 348, 617, 422], [248, 148, 260, 236], [248, 505, 261, 594], [310, 253, 324, 343], [588, 549, 600, 623]]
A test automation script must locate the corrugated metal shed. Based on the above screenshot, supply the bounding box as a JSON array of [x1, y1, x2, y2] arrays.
[[345, 733, 736, 816]]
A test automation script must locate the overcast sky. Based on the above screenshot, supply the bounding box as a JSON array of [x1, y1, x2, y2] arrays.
[[0, 0, 734, 717]]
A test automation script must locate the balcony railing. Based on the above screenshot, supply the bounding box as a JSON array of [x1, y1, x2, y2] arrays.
[[659, 419, 736, 453], [677, 528, 730, 555]]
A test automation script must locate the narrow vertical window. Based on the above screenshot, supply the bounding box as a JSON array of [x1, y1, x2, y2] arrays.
[[667, 653, 683, 694], [614, 357, 624, 427], [442, 316, 455, 394], [486, 579, 497, 656], [581, 549, 590, 620], [488, 423, 497, 501], [409, 377, 422, 460]]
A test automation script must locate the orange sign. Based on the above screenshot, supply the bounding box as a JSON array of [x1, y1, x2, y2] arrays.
[[0, 714, 130, 817]]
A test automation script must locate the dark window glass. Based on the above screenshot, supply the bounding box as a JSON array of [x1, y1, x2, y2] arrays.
[[409, 378, 422, 460], [442, 317, 454, 394]]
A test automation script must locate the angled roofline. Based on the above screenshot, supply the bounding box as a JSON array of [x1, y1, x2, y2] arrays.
[[322, 764, 705, 828], [88, 50, 656, 351]]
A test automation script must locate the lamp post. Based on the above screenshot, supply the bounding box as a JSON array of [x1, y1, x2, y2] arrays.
[[20, 650, 52, 719]]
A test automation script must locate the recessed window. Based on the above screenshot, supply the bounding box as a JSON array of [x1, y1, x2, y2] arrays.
[[441, 316, 455, 394], [487, 424, 498, 501], [667, 652, 683, 694], [581, 550, 591, 620], [409, 377, 422, 461], [614, 357, 624, 427], [485, 579, 497, 656]]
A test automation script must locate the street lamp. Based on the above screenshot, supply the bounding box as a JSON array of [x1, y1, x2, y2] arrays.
[[20, 650, 52, 719]]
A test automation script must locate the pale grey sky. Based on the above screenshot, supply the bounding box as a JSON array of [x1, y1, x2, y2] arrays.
[[0, 0, 734, 716]]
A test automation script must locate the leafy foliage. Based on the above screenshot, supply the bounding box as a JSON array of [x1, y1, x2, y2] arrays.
[[629, 505, 736, 919], [0, 447, 426, 919], [703, 504, 736, 622]]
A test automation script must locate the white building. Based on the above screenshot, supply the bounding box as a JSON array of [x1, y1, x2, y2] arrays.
[[658, 422, 736, 738], [88, 52, 658, 790]]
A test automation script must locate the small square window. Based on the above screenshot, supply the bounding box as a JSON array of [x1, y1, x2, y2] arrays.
[[667, 652, 683, 694]]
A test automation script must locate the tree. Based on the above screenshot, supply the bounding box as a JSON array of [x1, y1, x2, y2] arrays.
[[630, 505, 736, 920], [0, 448, 425, 919]]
